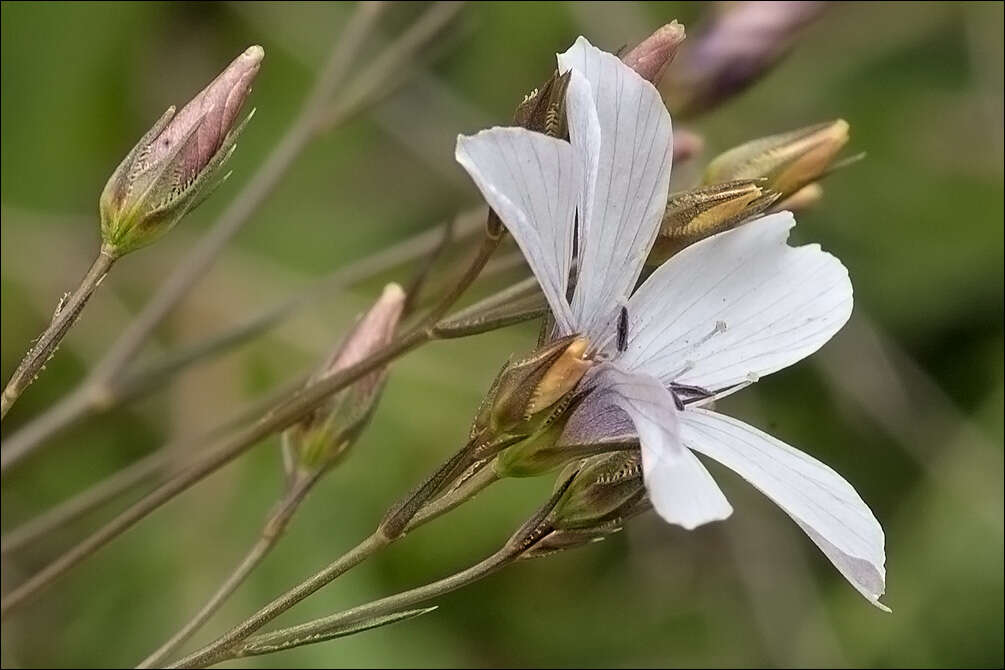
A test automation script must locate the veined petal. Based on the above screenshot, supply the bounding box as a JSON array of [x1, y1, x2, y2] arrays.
[[456, 128, 579, 333], [557, 390, 635, 448], [588, 365, 732, 529], [680, 408, 888, 609], [621, 211, 853, 394], [558, 37, 673, 344]]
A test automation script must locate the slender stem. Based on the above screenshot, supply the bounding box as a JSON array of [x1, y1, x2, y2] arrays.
[[171, 436, 502, 667], [0, 2, 386, 476], [0, 234, 499, 617], [184, 478, 569, 668], [226, 548, 514, 663], [167, 531, 390, 669], [1, 375, 306, 556], [2, 212, 483, 464], [1, 248, 115, 422], [314, 1, 467, 133], [138, 470, 323, 668], [406, 460, 499, 530]]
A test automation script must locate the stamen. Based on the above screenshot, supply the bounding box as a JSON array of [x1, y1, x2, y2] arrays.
[[617, 306, 629, 353]]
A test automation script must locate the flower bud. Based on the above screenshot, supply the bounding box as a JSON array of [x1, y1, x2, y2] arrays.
[[284, 284, 406, 473], [672, 128, 705, 164], [549, 451, 646, 531], [702, 119, 850, 198], [474, 336, 592, 441], [99, 45, 263, 256], [666, 2, 827, 116], [648, 179, 780, 263], [522, 496, 653, 560], [621, 21, 686, 86]]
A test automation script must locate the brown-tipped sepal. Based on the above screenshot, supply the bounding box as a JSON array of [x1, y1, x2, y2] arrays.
[[549, 451, 646, 531], [475, 335, 591, 439], [702, 119, 850, 199], [512, 70, 572, 138], [649, 179, 780, 263]]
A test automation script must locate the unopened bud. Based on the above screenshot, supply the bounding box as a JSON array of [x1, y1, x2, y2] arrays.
[[284, 284, 406, 472], [666, 2, 827, 116], [476, 335, 591, 440], [550, 451, 646, 531], [622, 21, 686, 86], [99, 45, 263, 256], [649, 179, 780, 263], [523, 497, 652, 559], [703, 119, 850, 198], [672, 128, 705, 163]]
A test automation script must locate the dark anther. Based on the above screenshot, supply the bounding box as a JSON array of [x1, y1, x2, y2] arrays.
[[617, 306, 629, 352]]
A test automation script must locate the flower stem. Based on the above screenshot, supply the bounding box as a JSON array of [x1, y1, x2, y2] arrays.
[[228, 548, 514, 663], [178, 474, 568, 667], [0, 1, 387, 476], [166, 439, 502, 667], [137, 470, 323, 668], [0, 375, 305, 556], [0, 212, 483, 473], [0, 233, 499, 618], [167, 531, 391, 669], [0, 247, 116, 422]]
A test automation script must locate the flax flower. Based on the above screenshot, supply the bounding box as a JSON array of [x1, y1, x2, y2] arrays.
[[455, 37, 886, 609]]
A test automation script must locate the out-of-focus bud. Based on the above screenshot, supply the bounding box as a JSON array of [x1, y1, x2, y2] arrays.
[[672, 128, 705, 163], [549, 451, 646, 531], [666, 2, 827, 117], [773, 182, 824, 212], [474, 335, 592, 441], [99, 45, 263, 256], [622, 20, 687, 86], [702, 119, 850, 198], [649, 179, 780, 263], [283, 284, 406, 474]]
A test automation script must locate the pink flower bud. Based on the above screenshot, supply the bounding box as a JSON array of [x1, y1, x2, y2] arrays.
[[99, 46, 263, 255], [286, 284, 407, 471], [621, 21, 686, 85]]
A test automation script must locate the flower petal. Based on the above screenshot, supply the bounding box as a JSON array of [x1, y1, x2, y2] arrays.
[[621, 211, 853, 394], [680, 408, 888, 609], [456, 127, 579, 333], [558, 37, 673, 344], [588, 365, 732, 529]]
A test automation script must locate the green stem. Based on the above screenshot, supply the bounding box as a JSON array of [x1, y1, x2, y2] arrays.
[[0, 247, 116, 424], [137, 470, 323, 668], [0, 234, 499, 618], [229, 548, 514, 663]]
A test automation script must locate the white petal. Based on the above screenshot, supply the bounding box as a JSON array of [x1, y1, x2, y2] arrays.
[[558, 37, 673, 345], [455, 128, 578, 334], [680, 408, 888, 609], [588, 365, 732, 530], [621, 211, 853, 394]]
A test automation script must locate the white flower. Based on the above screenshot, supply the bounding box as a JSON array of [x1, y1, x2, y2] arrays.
[[455, 37, 887, 610]]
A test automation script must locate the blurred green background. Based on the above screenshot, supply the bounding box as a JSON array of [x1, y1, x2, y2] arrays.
[[2, 2, 1002, 667]]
